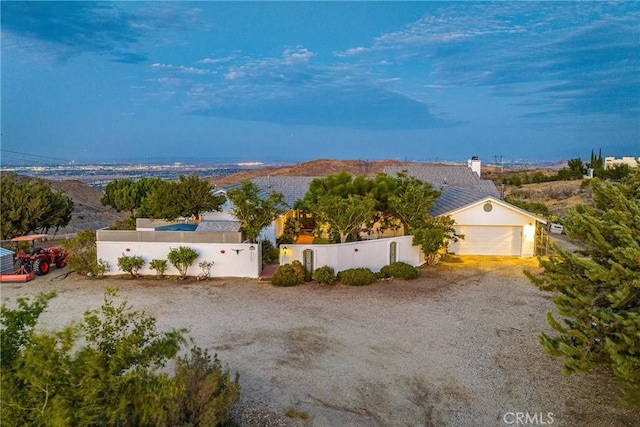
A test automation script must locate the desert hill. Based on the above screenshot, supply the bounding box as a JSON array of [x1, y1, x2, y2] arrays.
[[47, 180, 128, 236], [210, 158, 414, 187]]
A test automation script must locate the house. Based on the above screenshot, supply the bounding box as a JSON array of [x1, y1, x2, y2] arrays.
[[385, 163, 546, 257], [430, 187, 545, 256], [604, 156, 639, 169], [235, 158, 546, 259]]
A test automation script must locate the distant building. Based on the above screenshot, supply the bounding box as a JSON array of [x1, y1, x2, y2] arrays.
[[604, 156, 639, 169]]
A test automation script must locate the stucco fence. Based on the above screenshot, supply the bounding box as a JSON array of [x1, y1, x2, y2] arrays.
[[279, 236, 425, 273], [97, 230, 262, 278]]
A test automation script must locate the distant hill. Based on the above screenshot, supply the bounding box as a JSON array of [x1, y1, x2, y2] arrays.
[[47, 180, 128, 236], [210, 158, 417, 187]]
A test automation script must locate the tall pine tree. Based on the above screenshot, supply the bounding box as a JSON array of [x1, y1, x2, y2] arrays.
[[527, 170, 640, 405]]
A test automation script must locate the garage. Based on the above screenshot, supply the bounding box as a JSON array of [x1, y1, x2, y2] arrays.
[[455, 225, 522, 256], [435, 194, 546, 258]]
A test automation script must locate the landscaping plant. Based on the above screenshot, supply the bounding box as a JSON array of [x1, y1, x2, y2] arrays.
[[167, 246, 199, 279], [313, 266, 336, 285], [337, 268, 377, 286], [271, 264, 305, 287], [150, 259, 168, 277], [379, 262, 418, 280], [117, 253, 145, 277]]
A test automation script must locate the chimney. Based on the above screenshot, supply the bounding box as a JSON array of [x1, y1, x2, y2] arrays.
[[468, 156, 481, 177]]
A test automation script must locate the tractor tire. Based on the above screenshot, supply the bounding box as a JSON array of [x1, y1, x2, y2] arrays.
[[14, 259, 32, 273], [55, 256, 66, 268], [33, 258, 50, 276]]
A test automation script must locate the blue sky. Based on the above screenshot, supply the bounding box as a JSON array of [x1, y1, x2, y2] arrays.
[[1, 1, 639, 165]]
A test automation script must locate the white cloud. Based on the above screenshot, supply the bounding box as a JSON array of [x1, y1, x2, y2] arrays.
[[282, 47, 315, 63], [198, 56, 235, 65], [151, 62, 210, 75]]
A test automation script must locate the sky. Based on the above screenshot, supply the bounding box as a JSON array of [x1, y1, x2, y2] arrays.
[[1, 1, 639, 165]]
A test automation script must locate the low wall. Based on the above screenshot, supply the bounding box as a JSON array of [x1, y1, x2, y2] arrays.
[[97, 230, 242, 244], [279, 236, 424, 273], [97, 240, 261, 278]]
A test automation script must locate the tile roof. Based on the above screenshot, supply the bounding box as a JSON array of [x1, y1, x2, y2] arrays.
[[384, 165, 500, 197], [250, 176, 319, 207], [195, 220, 241, 232]]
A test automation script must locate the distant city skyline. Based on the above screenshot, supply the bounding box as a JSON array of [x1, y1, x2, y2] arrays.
[[1, 1, 639, 165]]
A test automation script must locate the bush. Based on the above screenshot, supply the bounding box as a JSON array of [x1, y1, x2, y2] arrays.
[[291, 260, 311, 282], [173, 346, 240, 426], [167, 246, 199, 279], [271, 264, 304, 287], [110, 215, 137, 230], [150, 259, 168, 277], [0, 290, 190, 426], [313, 266, 336, 285], [379, 262, 418, 280], [117, 254, 145, 277], [337, 268, 377, 286], [62, 230, 99, 275]]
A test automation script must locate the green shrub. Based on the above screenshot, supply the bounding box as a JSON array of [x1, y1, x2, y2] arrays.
[[173, 346, 240, 426], [110, 215, 137, 230], [337, 268, 377, 286], [117, 254, 145, 277], [62, 230, 99, 275], [379, 262, 418, 280], [167, 246, 199, 279], [271, 264, 304, 287], [313, 266, 336, 285], [291, 260, 311, 282], [150, 259, 168, 277]]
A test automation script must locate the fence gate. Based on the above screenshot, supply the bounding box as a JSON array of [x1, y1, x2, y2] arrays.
[[389, 241, 397, 264], [303, 249, 314, 275]]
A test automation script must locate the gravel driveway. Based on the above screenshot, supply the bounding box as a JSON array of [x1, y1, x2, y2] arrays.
[[2, 256, 638, 426]]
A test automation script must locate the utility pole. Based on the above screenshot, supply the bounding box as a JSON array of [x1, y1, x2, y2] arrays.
[[493, 154, 504, 172]]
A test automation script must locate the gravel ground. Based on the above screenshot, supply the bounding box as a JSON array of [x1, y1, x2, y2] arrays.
[[2, 256, 638, 426]]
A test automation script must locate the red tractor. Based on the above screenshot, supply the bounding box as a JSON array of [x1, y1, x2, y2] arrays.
[[11, 234, 67, 276]]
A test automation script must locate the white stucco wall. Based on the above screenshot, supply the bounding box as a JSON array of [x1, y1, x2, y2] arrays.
[[97, 241, 261, 278], [279, 236, 423, 273]]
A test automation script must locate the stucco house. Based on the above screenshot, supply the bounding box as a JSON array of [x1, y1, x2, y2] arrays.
[[384, 163, 547, 257], [248, 159, 546, 258]]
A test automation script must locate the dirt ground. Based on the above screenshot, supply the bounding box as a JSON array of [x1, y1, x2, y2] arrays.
[[2, 256, 638, 426]]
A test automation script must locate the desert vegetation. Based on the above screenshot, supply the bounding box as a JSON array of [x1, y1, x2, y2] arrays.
[[0, 290, 239, 426]]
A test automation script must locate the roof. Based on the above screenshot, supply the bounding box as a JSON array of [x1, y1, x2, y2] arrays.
[[11, 234, 49, 242], [0, 247, 15, 256], [437, 195, 547, 224], [384, 165, 500, 197], [195, 220, 242, 232], [430, 186, 488, 216], [250, 176, 318, 207]]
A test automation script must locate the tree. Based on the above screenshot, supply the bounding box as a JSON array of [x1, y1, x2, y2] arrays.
[[309, 194, 376, 243], [142, 175, 225, 221], [226, 181, 286, 241], [387, 173, 440, 232], [117, 254, 145, 277], [101, 177, 163, 216], [411, 216, 460, 265], [0, 174, 74, 240], [526, 170, 640, 405]]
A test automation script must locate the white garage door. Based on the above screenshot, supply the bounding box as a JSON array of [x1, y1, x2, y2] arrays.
[[457, 226, 522, 256]]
